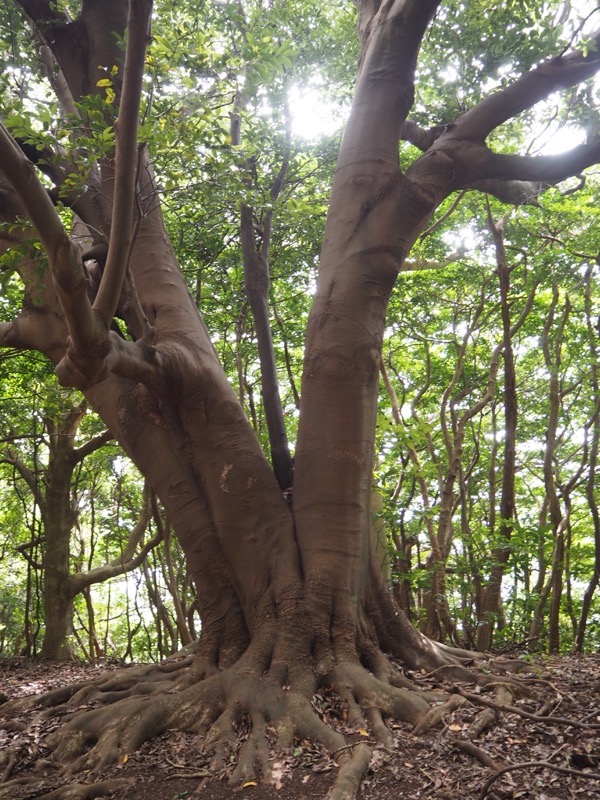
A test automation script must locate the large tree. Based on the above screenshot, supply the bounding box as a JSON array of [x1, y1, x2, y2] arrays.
[[1, 1, 600, 797]]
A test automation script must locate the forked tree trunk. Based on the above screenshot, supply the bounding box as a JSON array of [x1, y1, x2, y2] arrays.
[[3, 4, 600, 795], [0, 0, 447, 675]]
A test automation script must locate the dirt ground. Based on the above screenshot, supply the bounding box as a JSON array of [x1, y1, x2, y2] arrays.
[[0, 653, 599, 799]]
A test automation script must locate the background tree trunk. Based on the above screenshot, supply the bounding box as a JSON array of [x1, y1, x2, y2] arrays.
[[476, 215, 518, 651]]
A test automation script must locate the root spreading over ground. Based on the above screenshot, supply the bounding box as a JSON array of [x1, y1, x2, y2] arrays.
[[1, 645, 599, 800]]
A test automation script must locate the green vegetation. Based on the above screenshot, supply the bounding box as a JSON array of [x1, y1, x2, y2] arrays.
[[0, 0, 599, 661]]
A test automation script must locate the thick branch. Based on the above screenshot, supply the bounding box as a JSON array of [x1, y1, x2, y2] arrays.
[[15, 0, 68, 25], [482, 140, 600, 184], [341, 0, 442, 165], [73, 429, 114, 463], [463, 178, 549, 206], [400, 119, 445, 151], [455, 29, 600, 140], [0, 319, 50, 353], [0, 126, 109, 370], [0, 125, 82, 272], [406, 27, 600, 206], [0, 127, 157, 385], [94, 0, 153, 326]]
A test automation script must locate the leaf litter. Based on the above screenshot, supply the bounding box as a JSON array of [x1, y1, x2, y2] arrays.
[[0, 654, 599, 799]]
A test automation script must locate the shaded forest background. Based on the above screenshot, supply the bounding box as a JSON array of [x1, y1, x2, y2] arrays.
[[1, 0, 600, 662]]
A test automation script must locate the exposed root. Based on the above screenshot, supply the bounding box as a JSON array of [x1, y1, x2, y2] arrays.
[[45, 672, 223, 778], [36, 779, 130, 799], [453, 739, 503, 771], [328, 742, 372, 800], [0, 751, 16, 783], [0, 656, 192, 718], [428, 640, 529, 674], [331, 661, 431, 735], [467, 685, 513, 737], [0, 633, 534, 800], [477, 760, 600, 800], [412, 693, 467, 735], [454, 685, 600, 730]]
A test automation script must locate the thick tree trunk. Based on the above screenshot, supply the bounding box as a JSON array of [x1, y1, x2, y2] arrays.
[[0, 0, 486, 689], [0, 1, 452, 696], [4, 3, 600, 797], [40, 505, 76, 660], [294, 3, 446, 654]]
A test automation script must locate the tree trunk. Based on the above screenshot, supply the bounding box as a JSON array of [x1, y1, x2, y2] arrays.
[[231, 22, 294, 490], [575, 265, 600, 652], [39, 408, 83, 660], [476, 215, 518, 651], [3, 1, 600, 795]]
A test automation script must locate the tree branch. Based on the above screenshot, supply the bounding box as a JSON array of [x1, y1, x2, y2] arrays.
[[71, 485, 161, 594], [73, 429, 114, 463], [0, 125, 82, 275], [478, 761, 600, 800], [462, 178, 550, 206], [0, 319, 45, 352], [402, 251, 465, 271], [454, 28, 600, 140], [400, 118, 446, 151], [0, 449, 45, 511], [0, 124, 105, 369], [341, 0, 442, 165], [483, 140, 600, 184], [15, 0, 68, 25], [93, 0, 153, 326], [0, 9, 159, 388]]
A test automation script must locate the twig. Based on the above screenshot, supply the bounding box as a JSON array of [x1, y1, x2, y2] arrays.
[[478, 760, 600, 800], [331, 740, 374, 759], [455, 687, 600, 729], [512, 675, 576, 704], [547, 742, 569, 763], [420, 190, 467, 239], [167, 771, 211, 779], [165, 756, 193, 770]]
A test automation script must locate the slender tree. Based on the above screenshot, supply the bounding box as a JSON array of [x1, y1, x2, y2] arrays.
[[476, 211, 520, 651]]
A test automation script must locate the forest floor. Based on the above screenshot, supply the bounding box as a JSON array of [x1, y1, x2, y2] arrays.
[[0, 653, 599, 800]]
